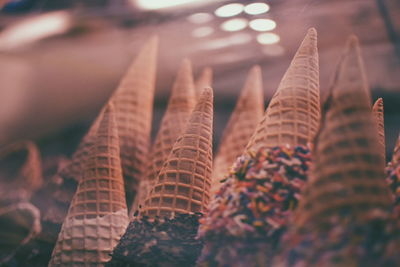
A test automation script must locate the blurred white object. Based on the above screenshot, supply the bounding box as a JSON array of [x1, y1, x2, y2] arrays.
[[0, 11, 72, 51], [215, 3, 244, 17], [135, 0, 214, 10], [220, 18, 248, 32], [244, 3, 270, 15], [249, 19, 276, 32], [187, 13, 214, 24], [257, 33, 280, 44]]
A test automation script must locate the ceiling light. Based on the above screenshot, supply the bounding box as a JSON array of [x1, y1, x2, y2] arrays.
[[220, 18, 248, 32], [0, 11, 72, 51], [135, 0, 213, 10], [244, 3, 270, 15], [187, 13, 213, 24], [257, 33, 280, 44], [191, 27, 214, 38], [215, 3, 244, 18], [249, 19, 276, 32]]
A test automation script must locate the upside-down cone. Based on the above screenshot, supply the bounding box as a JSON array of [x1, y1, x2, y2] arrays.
[[111, 35, 158, 207], [211, 65, 264, 193], [142, 87, 214, 218], [195, 67, 213, 100], [294, 35, 390, 229], [373, 97, 386, 161], [245, 28, 320, 152], [134, 58, 196, 211], [49, 103, 129, 266]]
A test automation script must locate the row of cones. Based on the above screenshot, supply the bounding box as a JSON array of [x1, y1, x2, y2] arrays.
[[0, 25, 397, 266]]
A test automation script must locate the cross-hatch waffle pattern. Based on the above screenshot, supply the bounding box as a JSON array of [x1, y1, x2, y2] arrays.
[[0, 140, 42, 202], [139, 59, 196, 205], [294, 37, 390, 228], [111, 36, 158, 205], [212, 66, 264, 192], [373, 97, 386, 160], [142, 88, 213, 218], [49, 105, 129, 266], [246, 28, 320, 152], [59, 114, 101, 182]]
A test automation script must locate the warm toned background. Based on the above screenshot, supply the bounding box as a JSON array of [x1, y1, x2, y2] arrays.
[[0, 0, 399, 159]]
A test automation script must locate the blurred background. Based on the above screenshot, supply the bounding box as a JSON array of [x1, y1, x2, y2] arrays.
[[0, 0, 399, 159]]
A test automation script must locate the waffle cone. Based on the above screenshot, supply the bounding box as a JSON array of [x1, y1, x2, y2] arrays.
[[294, 36, 391, 229], [111, 35, 158, 206], [58, 112, 102, 182], [142, 87, 213, 218], [134, 59, 196, 210], [390, 134, 400, 166], [0, 141, 42, 202], [49, 103, 129, 266], [245, 28, 320, 152], [195, 67, 213, 100], [373, 97, 385, 161], [211, 65, 264, 193]]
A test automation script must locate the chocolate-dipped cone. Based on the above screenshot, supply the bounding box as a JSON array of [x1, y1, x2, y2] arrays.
[[111, 35, 158, 207], [245, 28, 320, 152], [211, 65, 264, 193], [49, 104, 128, 266], [142, 87, 213, 218], [134, 59, 196, 211], [373, 97, 386, 161]]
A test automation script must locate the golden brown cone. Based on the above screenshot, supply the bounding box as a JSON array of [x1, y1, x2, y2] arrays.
[[142, 87, 213, 218], [293, 36, 391, 229], [111, 35, 158, 207], [195, 67, 213, 99], [211, 65, 264, 193], [0, 141, 42, 202], [245, 28, 320, 152], [372, 97, 386, 161], [49, 103, 128, 266], [133, 59, 196, 211], [58, 112, 102, 182]]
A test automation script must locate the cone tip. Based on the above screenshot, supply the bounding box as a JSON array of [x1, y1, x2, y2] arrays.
[[148, 34, 159, 47], [307, 27, 317, 37], [250, 64, 261, 74], [200, 87, 213, 99]]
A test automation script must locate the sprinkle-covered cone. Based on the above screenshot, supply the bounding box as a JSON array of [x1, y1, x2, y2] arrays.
[[211, 65, 264, 193], [49, 104, 129, 266], [276, 36, 398, 267], [0, 141, 42, 203], [142, 87, 213, 218], [58, 113, 102, 182], [134, 59, 196, 211], [245, 28, 320, 152], [195, 67, 213, 100], [373, 97, 386, 161], [111, 35, 158, 207]]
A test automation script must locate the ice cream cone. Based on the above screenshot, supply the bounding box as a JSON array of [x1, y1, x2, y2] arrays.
[[134, 59, 196, 210], [245, 28, 320, 152], [111, 35, 158, 207], [294, 36, 391, 229], [195, 67, 213, 100], [58, 111, 102, 182], [49, 103, 129, 266], [142, 87, 213, 218], [373, 97, 386, 161], [211, 65, 264, 193], [391, 134, 400, 166], [0, 141, 42, 203]]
